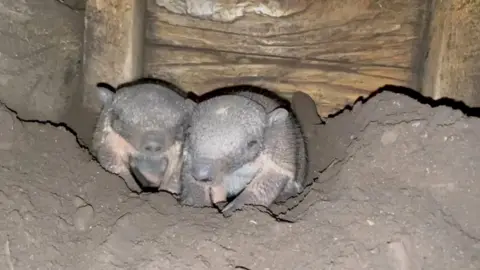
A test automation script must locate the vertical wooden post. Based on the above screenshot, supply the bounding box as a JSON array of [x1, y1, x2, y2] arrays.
[[82, 0, 146, 111], [66, 0, 146, 147], [422, 0, 480, 106]]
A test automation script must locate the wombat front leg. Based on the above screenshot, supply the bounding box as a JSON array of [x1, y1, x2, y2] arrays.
[[95, 145, 142, 193], [221, 171, 290, 217], [220, 156, 293, 217], [209, 185, 229, 210], [274, 179, 304, 203], [179, 173, 212, 207], [93, 128, 142, 193]]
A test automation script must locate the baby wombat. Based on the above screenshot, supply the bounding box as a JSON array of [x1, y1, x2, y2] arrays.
[[180, 87, 307, 216], [91, 80, 196, 194]]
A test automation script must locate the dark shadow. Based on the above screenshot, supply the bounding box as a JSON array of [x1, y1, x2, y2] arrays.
[[409, 0, 434, 90], [327, 84, 480, 119], [128, 166, 161, 194], [96, 82, 116, 92], [191, 84, 292, 108], [0, 100, 89, 152], [96, 77, 191, 99]]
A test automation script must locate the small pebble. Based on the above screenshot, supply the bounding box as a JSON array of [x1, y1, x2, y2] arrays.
[[73, 204, 95, 232], [7, 209, 22, 223], [381, 130, 398, 145], [128, 192, 140, 198], [73, 195, 87, 208], [23, 211, 35, 222]]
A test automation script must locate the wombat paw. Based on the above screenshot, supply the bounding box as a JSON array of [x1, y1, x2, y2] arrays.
[[221, 200, 244, 217], [124, 178, 142, 193], [179, 194, 195, 206]]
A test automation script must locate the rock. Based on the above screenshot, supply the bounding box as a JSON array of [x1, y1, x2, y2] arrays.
[[73, 204, 95, 232]]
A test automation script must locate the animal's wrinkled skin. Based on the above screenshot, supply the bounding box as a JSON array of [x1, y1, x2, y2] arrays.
[[180, 89, 308, 217], [91, 81, 196, 194]]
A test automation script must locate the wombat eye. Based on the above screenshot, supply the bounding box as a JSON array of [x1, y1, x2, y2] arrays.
[[247, 140, 258, 148]]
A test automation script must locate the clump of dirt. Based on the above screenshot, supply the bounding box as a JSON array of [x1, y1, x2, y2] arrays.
[[0, 87, 479, 269]]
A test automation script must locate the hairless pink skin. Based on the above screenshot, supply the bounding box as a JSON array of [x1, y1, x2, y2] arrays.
[[104, 131, 136, 174], [209, 185, 228, 204]]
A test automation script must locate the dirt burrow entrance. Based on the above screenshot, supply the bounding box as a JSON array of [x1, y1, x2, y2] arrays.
[[0, 88, 479, 270]]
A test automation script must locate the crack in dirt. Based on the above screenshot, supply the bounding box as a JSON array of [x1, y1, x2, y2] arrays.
[[234, 266, 251, 270], [1, 88, 480, 268], [4, 236, 14, 270], [439, 207, 480, 243]]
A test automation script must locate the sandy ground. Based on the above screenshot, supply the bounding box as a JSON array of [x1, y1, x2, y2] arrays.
[[0, 1, 479, 269], [0, 88, 479, 270]]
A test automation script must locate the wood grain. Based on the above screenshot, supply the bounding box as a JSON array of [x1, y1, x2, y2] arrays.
[[144, 45, 411, 115], [422, 0, 480, 107], [144, 0, 427, 116], [72, 0, 146, 148], [82, 0, 146, 113]]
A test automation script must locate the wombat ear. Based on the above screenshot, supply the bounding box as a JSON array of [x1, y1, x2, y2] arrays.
[[96, 84, 114, 106], [267, 108, 289, 126], [184, 98, 197, 113]]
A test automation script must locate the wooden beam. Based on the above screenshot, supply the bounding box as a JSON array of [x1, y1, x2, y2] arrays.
[[145, 0, 426, 116], [144, 45, 410, 116], [82, 0, 146, 113], [69, 0, 146, 147], [422, 0, 480, 106]]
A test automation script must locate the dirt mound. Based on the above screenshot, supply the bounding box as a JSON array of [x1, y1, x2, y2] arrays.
[[0, 88, 479, 269]]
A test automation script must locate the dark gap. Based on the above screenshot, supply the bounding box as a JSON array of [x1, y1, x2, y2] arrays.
[[105, 76, 193, 100], [326, 84, 480, 119], [0, 100, 92, 154]]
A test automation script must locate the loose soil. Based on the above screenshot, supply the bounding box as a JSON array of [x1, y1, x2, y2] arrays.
[[0, 88, 479, 269]]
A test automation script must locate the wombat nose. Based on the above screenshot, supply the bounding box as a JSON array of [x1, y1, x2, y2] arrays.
[[191, 164, 212, 182], [143, 141, 162, 153]]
